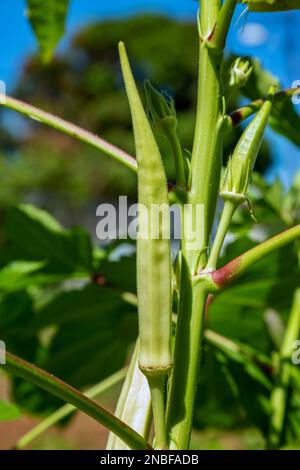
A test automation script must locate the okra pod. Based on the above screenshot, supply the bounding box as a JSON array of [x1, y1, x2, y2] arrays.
[[208, 86, 274, 269], [119, 42, 172, 448], [221, 86, 275, 203]]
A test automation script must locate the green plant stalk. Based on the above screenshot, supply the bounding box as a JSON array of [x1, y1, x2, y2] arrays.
[[15, 368, 127, 449], [166, 0, 238, 449], [268, 288, 300, 449], [209, 0, 237, 50], [207, 199, 238, 270], [4, 352, 152, 450], [166, 276, 207, 449], [227, 88, 297, 130], [210, 224, 300, 289], [189, 0, 223, 271], [106, 341, 152, 450], [0, 93, 137, 172]]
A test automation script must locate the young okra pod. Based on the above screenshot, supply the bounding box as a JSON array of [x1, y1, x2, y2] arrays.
[[208, 87, 275, 270], [119, 42, 172, 448], [221, 86, 275, 204]]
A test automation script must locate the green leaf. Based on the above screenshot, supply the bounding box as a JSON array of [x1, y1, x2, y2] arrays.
[[195, 342, 272, 433], [0, 401, 21, 421], [3, 204, 93, 276], [5, 284, 137, 415], [26, 0, 70, 63], [243, 59, 300, 148]]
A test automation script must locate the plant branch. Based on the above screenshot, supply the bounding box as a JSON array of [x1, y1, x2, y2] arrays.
[[210, 224, 300, 289], [268, 288, 300, 449], [208, 0, 237, 49], [14, 367, 127, 449], [207, 199, 238, 270], [4, 352, 151, 450], [0, 93, 137, 172], [226, 88, 298, 130]]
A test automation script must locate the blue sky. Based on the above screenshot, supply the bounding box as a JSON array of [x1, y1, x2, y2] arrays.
[[0, 0, 299, 185]]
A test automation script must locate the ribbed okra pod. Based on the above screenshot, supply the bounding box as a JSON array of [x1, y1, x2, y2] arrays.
[[208, 86, 274, 269], [221, 86, 275, 204], [119, 42, 172, 449]]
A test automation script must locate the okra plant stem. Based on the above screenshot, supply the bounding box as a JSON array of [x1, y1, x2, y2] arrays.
[[207, 199, 238, 270], [208, 224, 300, 289], [167, 0, 237, 449], [15, 368, 127, 450], [4, 352, 152, 450], [0, 93, 137, 172], [268, 288, 300, 449], [190, 0, 223, 271]]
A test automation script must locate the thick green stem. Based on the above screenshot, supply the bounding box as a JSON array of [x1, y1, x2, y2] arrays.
[[209, 0, 237, 50], [15, 368, 127, 449], [0, 93, 137, 172], [166, 0, 238, 449], [268, 288, 300, 449], [190, 0, 223, 271], [211, 224, 300, 288], [207, 199, 238, 269], [166, 267, 207, 449], [146, 372, 168, 449], [4, 352, 151, 450]]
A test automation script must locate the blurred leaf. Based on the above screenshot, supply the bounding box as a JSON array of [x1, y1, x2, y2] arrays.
[[3, 204, 93, 276], [242, 59, 300, 148], [0, 401, 21, 421], [7, 284, 137, 415], [195, 341, 272, 433], [27, 0, 69, 63]]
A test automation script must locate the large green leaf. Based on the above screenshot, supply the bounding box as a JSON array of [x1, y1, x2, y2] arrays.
[[31, 283, 137, 387], [3, 204, 93, 277], [3, 283, 137, 415], [27, 0, 70, 63]]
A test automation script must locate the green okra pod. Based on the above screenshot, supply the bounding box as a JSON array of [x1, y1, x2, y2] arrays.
[[208, 86, 275, 269], [221, 86, 275, 204], [119, 42, 172, 448]]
